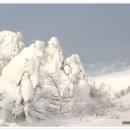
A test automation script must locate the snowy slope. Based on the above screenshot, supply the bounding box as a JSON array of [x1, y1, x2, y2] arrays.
[[94, 69, 130, 94]]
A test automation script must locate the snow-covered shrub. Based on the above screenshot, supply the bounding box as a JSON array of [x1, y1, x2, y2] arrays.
[[71, 79, 115, 119], [90, 82, 112, 103], [110, 111, 120, 119], [89, 81, 116, 115], [72, 100, 104, 119], [115, 86, 130, 99], [31, 87, 72, 121], [38, 71, 73, 115]]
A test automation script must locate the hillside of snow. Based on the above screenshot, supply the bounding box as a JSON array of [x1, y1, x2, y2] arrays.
[[0, 30, 130, 127], [94, 69, 130, 95]]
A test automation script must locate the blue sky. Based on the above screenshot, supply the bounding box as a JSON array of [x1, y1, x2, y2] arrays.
[[0, 4, 130, 66]]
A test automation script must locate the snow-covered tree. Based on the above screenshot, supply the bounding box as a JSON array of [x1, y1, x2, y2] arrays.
[[0, 31, 24, 74], [44, 36, 63, 73], [0, 32, 91, 124], [64, 54, 90, 102], [0, 40, 45, 123], [38, 37, 73, 115], [39, 37, 90, 116]]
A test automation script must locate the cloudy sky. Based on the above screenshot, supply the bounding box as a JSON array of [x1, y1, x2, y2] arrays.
[[0, 4, 130, 72]]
